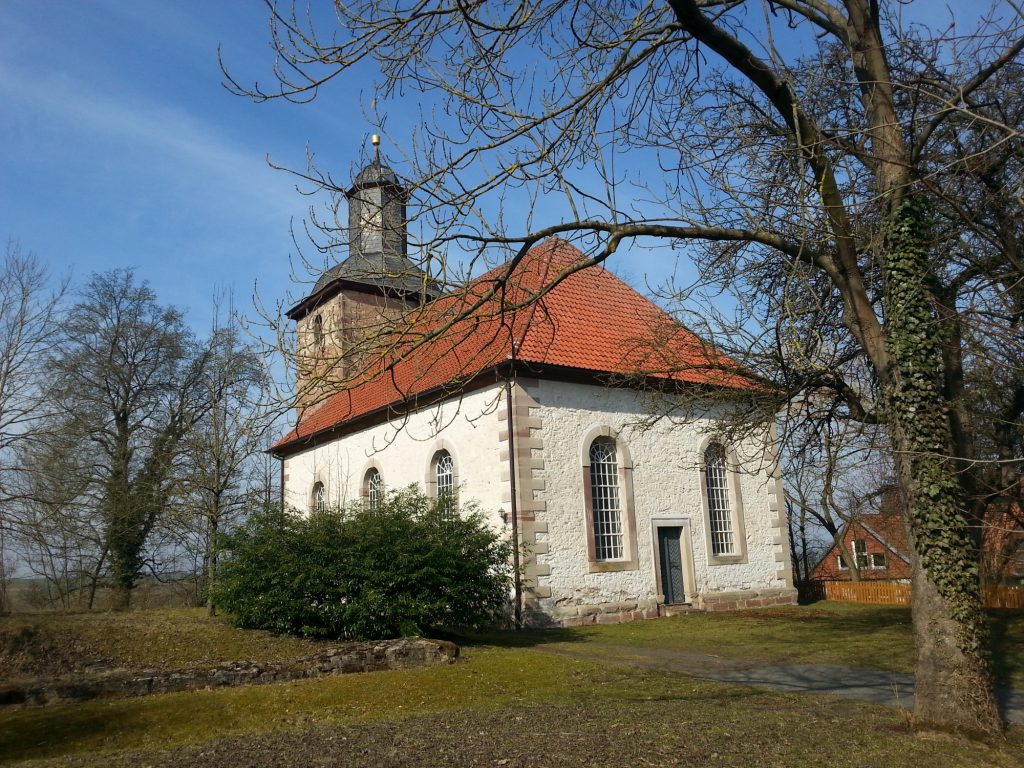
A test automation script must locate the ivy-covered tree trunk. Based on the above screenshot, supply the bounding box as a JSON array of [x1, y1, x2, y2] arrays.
[[105, 424, 137, 611], [206, 506, 220, 617], [105, 420, 183, 611], [883, 199, 1001, 732]]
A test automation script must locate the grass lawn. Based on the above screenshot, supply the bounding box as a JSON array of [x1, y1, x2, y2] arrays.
[[0, 609, 327, 679], [472, 601, 1024, 688], [1, 604, 1022, 767]]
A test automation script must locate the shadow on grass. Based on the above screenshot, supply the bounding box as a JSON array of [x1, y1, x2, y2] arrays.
[[434, 626, 589, 648], [989, 609, 1024, 689], [0, 674, 778, 765], [0, 705, 133, 763], [766, 602, 911, 629]]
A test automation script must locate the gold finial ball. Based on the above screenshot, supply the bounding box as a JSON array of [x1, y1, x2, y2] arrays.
[[371, 134, 380, 146]]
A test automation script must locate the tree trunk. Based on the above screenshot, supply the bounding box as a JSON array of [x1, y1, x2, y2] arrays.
[[205, 513, 218, 617], [845, 540, 862, 583], [110, 582, 132, 611], [798, 508, 810, 586], [108, 527, 140, 612], [86, 546, 107, 611], [786, 500, 802, 585], [884, 200, 1001, 732], [0, 526, 8, 615]]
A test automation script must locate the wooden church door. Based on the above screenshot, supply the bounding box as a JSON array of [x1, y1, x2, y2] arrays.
[[658, 527, 686, 604]]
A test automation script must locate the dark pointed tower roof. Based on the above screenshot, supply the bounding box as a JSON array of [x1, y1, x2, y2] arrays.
[[287, 140, 440, 320]]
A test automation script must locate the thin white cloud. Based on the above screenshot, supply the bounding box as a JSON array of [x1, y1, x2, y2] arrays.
[[0, 61, 300, 217]]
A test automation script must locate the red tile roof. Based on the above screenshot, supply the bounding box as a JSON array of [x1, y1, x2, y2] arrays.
[[273, 239, 757, 453]]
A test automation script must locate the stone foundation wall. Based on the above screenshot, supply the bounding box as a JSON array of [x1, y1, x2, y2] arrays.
[[699, 587, 798, 612], [529, 587, 798, 627], [534, 597, 662, 628], [0, 637, 458, 707]]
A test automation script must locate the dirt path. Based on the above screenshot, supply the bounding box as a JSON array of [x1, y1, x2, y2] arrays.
[[531, 643, 1024, 724]]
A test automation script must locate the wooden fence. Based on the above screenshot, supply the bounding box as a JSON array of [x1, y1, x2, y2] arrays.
[[804, 580, 1024, 610], [983, 585, 1024, 610]]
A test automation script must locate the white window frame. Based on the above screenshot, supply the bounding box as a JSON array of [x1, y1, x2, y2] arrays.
[[698, 440, 748, 565], [705, 444, 734, 556], [424, 441, 460, 507], [581, 426, 638, 573], [425, 446, 458, 517], [364, 468, 383, 509], [589, 438, 624, 561], [435, 450, 454, 498], [853, 538, 870, 570], [310, 481, 326, 514]]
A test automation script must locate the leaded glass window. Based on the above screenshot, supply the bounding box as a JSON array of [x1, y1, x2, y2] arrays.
[[434, 450, 455, 513], [366, 469, 383, 509], [311, 481, 326, 514], [589, 439, 624, 560], [705, 444, 734, 556]]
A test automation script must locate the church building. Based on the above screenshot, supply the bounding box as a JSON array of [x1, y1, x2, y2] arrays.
[[270, 146, 797, 626]]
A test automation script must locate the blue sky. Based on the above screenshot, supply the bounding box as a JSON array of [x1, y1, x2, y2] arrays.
[[0, 0, 993, 334], [0, 0, 369, 330]]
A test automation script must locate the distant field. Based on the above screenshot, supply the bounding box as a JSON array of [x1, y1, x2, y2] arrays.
[[2, 577, 198, 614], [1, 604, 1021, 767]]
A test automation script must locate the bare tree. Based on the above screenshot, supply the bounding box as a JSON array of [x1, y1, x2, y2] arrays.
[[45, 270, 216, 610], [0, 241, 67, 612], [176, 298, 272, 615], [11, 423, 107, 609], [784, 418, 893, 584], [228, 0, 1024, 732]]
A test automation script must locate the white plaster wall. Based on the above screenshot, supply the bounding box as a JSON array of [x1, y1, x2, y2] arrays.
[[282, 384, 509, 528], [531, 379, 787, 610]]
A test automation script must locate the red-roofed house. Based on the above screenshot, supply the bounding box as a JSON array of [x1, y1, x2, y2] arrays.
[[811, 486, 1024, 586], [809, 503, 913, 583], [269, 153, 797, 626]]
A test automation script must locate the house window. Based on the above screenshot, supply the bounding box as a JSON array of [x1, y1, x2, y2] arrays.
[[704, 443, 734, 556], [589, 438, 624, 561], [311, 481, 326, 514], [853, 539, 869, 569], [838, 541, 886, 570], [365, 468, 383, 509]]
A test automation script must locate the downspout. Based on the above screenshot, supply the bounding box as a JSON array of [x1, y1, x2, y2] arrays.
[[278, 455, 285, 512], [504, 371, 523, 629]]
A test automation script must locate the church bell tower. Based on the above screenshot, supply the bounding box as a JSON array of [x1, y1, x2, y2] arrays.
[[347, 134, 407, 266], [287, 136, 438, 409]]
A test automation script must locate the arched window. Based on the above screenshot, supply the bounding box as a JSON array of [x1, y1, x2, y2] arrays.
[[312, 314, 324, 353], [704, 444, 734, 556], [433, 450, 456, 512], [365, 468, 383, 509], [310, 481, 326, 514], [589, 438, 623, 560]]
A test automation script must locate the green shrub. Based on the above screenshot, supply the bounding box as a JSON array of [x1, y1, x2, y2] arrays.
[[213, 489, 514, 639]]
